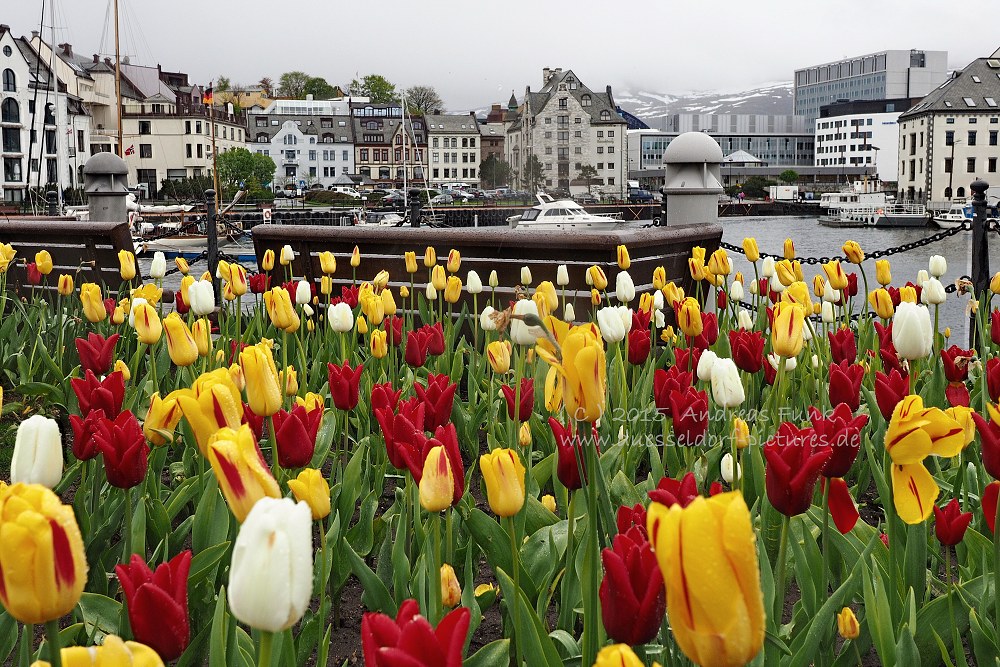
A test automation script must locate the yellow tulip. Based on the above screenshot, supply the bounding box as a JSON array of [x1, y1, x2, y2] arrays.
[[281, 366, 298, 396], [143, 392, 183, 447], [647, 492, 765, 667], [945, 406, 977, 449], [174, 372, 243, 454], [431, 265, 447, 291], [812, 275, 826, 298], [591, 289, 601, 306], [771, 302, 804, 358], [842, 240, 864, 264], [361, 294, 385, 325], [294, 392, 325, 413], [518, 422, 531, 447], [131, 283, 162, 306], [616, 244, 631, 270], [356, 315, 368, 334], [31, 633, 164, 667], [733, 417, 750, 450], [652, 266, 666, 290], [118, 249, 137, 281], [263, 287, 297, 331], [33, 250, 52, 275], [774, 260, 795, 287], [240, 342, 282, 417], [114, 360, 131, 381], [319, 251, 337, 275], [319, 275, 332, 296], [373, 270, 390, 291], [742, 237, 760, 263], [479, 448, 526, 517], [540, 494, 556, 514], [544, 365, 563, 413], [560, 323, 607, 422], [535, 281, 558, 312], [638, 292, 654, 314], [587, 265, 608, 291], [351, 245, 361, 267], [80, 283, 107, 323], [370, 329, 388, 359], [262, 249, 275, 271], [991, 272, 1000, 295], [822, 260, 848, 291], [447, 249, 462, 273], [228, 265, 248, 297], [0, 483, 88, 624], [206, 426, 281, 523], [419, 445, 455, 512], [487, 340, 512, 374], [837, 607, 860, 640], [57, 274, 73, 296], [662, 282, 684, 308], [288, 468, 331, 520], [707, 248, 731, 276], [791, 260, 805, 283], [688, 257, 706, 282], [0, 243, 15, 273], [112, 306, 125, 326], [424, 246, 437, 268], [405, 251, 418, 274], [440, 564, 462, 608], [174, 257, 190, 274], [381, 289, 397, 316], [676, 297, 703, 337], [192, 318, 211, 357], [782, 281, 813, 314], [899, 285, 917, 303], [163, 313, 198, 367], [444, 275, 463, 303], [132, 302, 162, 345], [691, 246, 706, 263], [869, 289, 895, 319], [783, 238, 795, 260], [228, 363, 246, 392]]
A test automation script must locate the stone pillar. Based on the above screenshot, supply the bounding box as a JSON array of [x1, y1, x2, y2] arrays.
[[661, 132, 724, 226], [83, 152, 130, 223]]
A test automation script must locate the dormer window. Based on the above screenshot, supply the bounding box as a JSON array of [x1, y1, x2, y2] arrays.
[[600, 110, 611, 121], [581, 94, 592, 107], [366, 121, 380, 130]]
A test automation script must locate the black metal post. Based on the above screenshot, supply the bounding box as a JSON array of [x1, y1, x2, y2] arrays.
[[409, 188, 422, 227], [46, 191, 57, 216], [205, 189, 221, 306], [970, 178, 990, 347]]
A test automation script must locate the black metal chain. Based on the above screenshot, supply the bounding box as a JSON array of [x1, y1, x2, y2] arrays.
[[137, 219, 204, 243], [719, 221, 971, 265], [162, 251, 207, 277]]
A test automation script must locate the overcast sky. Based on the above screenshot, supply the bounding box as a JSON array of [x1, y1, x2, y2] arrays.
[[5, 0, 998, 110]]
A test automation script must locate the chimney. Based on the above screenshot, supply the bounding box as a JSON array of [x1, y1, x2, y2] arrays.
[[542, 67, 551, 84], [31, 30, 40, 39], [0, 25, 10, 34], [492, 104, 501, 111], [93, 53, 99, 63], [59, 43, 72, 57]]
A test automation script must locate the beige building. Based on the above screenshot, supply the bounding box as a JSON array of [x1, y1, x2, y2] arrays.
[[425, 112, 480, 187]]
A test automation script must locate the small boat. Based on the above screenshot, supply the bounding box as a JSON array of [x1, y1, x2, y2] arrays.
[[934, 203, 973, 229], [508, 194, 622, 230], [875, 203, 929, 228], [817, 206, 873, 228]]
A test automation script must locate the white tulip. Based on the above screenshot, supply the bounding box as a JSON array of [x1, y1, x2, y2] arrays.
[[697, 350, 718, 382], [617, 305, 633, 334], [748, 280, 759, 296], [328, 302, 354, 332], [921, 278, 946, 305], [916, 269, 929, 286], [489, 270, 499, 288], [585, 269, 594, 286], [564, 303, 576, 322], [228, 497, 312, 633], [769, 274, 785, 294], [738, 309, 754, 330], [802, 320, 813, 342], [821, 301, 835, 323], [466, 270, 483, 294], [822, 281, 840, 304], [425, 282, 438, 301], [596, 306, 626, 343], [892, 302, 933, 360], [480, 306, 497, 331], [929, 255, 947, 278], [128, 297, 148, 327], [302, 303, 314, 317], [652, 290, 664, 311], [510, 299, 543, 345], [189, 280, 215, 316], [721, 453, 740, 485], [294, 280, 311, 305], [729, 281, 744, 302], [11, 415, 63, 488], [615, 271, 635, 303], [654, 309, 665, 328], [556, 264, 570, 287], [767, 354, 798, 372], [811, 354, 820, 369], [520, 266, 532, 285], [149, 252, 166, 279], [710, 357, 745, 408], [280, 244, 295, 264], [761, 256, 775, 278]]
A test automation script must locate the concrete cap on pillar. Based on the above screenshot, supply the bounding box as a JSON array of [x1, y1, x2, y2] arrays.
[[971, 178, 990, 201], [83, 152, 129, 194], [663, 131, 724, 165]]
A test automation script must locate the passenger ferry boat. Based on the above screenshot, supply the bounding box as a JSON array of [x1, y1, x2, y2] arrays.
[[507, 194, 622, 230]]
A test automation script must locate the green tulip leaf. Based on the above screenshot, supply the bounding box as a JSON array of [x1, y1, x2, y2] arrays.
[[464, 639, 510, 667], [189, 541, 231, 588], [495, 568, 564, 667], [0, 610, 18, 664], [76, 592, 122, 642], [344, 540, 397, 615]]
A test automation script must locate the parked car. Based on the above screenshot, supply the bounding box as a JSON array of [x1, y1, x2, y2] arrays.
[[575, 193, 600, 205], [380, 192, 407, 205], [429, 194, 454, 205], [628, 189, 656, 203]]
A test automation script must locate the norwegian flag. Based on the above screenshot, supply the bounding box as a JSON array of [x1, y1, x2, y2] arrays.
[[124, 144, 135, 156]]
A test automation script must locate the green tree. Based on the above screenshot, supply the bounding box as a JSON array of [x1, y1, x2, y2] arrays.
[[159, 175, 215, 203], [349, 74, 397, 104], [258, 76, 274, 96], [739, 176, 775, 198], [578, 164, 599, 194], [480, 154, 513, 189], [277, 71, 310, 98], [778, 169, 799, 184], [217, 148, 276, 192], [303, 76, 339, 99], [404, 85, 444, 114], [215, 75, 231, 92], [522, 154, 544, 193]]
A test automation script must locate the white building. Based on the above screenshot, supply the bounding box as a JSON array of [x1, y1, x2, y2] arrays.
[[425, 112, 480, 187], [507, 68, 628, 196], [814, 99, 912, 181], [897, 47, 1000, 204]]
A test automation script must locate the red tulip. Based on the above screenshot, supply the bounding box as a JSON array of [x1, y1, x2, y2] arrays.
[[653, 365, 693, 417], [371, 382, 402, 414], [887, 286, 901, 307], [648, 472, 701, 508], [384, 316, 404, 347], [327, 361, 363, 410], [941, 345, 974, 382], [627, 328, 651, 365], [69, 409, 107, 461], [423, 423, 465, 506], [824, 477, 859, 533], [874, 369, 909, 421], [549, 418, 598, 490], [340, 285, 359, 308], [810, 405, 868, 478], [103, 297, 117, 317], [174, 289, 190, 315], [764, 421, 832, 517], [362, 598, 470, 667], [501, 378, 534, 422], [828, 328, 857, 365], [404, 329, 430, 367], [829, 360, 864, 412], [934, 498, 973, 546], [984, 482, 1000, 534], [692, 312, 719, 349], [846, 272, 858, 297], [241, 404, 265, 443], [599, 526, 665, 646], [93, 410, 150, 489], [668, 386, 708, 447], [673, 347, 703, 376], [616, 503, 647, 538], [115, 551, 192, 661], [991, 309, 1000, 346], [729, 330, 765, 373], [631, 309, 651, 331], [422, 322, 445, 356], [26, 262, 41, 285], [880, 347, 905, 375], [374, 397, 426, 472], [717, 288, 728, 310], [248, 272, 271, 294], [272, 405, 323, 468], [874, 321, 893, 351], [414, 373, 458, 431], [75, 332, 121, 376], [971, 412, 1000, 480], [71, 369, 125, 417], [988, 358, 1000, 403]]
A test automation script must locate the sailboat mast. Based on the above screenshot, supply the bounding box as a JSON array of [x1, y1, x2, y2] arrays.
[[209, 82, 220, 203], [114, 0, 123, 157]]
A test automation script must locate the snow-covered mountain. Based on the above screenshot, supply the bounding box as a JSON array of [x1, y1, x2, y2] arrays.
[[614, 81, 794, 129]]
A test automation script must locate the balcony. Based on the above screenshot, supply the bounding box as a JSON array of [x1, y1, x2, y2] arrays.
[[282, 158, 299, 167]]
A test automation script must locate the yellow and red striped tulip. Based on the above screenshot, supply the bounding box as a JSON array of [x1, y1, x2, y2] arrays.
[[206, 426, 281, 522]]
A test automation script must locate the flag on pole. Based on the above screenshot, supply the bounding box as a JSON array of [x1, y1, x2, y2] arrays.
[[124, 145, 135, 156], [204, 86, 213, 105]]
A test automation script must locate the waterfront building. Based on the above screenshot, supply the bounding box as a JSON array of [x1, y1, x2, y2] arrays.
[[425, 112, 481, 187], [506, 68, 628, 196], [814, 98, 920, 182], [351, 102, 426, 188], [794, 50, 948, 124], [897, 47, 1000, 205]]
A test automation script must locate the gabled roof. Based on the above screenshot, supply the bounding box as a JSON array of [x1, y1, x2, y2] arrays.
[[424, 113, 479, 134], [14, 37, 55, 91], [900, 49, 1000, 120], [119, 62, 177, 103], [518, 68, 626, 127]]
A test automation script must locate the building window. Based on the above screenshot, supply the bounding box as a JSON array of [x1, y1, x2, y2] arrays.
[[139, 121, 151, 135], [945, 131, 954, 146], [968, 157, 976, 172], [139, 144, 152, 159], [2, 69, 15, 92], [597, 147, 604, 154], [608, 146, 614, 153], [0, 98, 18, 123], [969, 130, 978, 146], [581, 94, 591, 107], [186, 144, 192, 158], [197, 144, 203, 158], [944, 158, 952, 173], [608, 130, 614, 137], [574, 146, 582, 154], [1, 128, 19, 153], [608, 177, 615, 185], [559, 98, 567, 109], [991, 130, 999, 146], [600, 111, 611, 121], [597, 131, 604, 138], [308, 150, 316, 161], [990, 157, 998, 173], [432, 137, 439, 148]]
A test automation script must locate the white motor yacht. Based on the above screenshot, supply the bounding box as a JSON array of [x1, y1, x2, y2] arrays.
[[508, 194, 622, 230], [933, 203, 973, 229]]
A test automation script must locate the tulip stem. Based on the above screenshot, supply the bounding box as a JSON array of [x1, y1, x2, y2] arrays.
[[821, 481, 831, 601], [946, 547, 968, 667], [268, 417, 281, 484], [558, 490, 577, 632], [505, 515, 522, 666], [774, 514, 790, 623], [123, 487, 133, 558], [994, 500, 1000, 633], [44, 620, 61, 667], [429, 511, 442, 625], [148, 343, 158, 398], [257, 630, 273, 667]]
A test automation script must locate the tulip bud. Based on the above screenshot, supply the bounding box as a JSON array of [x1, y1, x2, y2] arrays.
[[587, 265, 608, 291], [149, 251, 167, 279], [869, 288, 895, 319], [466, 270, 483, 294], [399, 284, 410, 299], [510, 299, 542, 345], [12, 415, 63, 488], [350, 246, 361, 267], [520, 266, 532, 285], [921, 277, 946, 305], [696, 349, 718, 382], [480, 448, 526, 517], [188, 280, 215, 317], [591, 289, 602, 306], [262, 249, 275, 271], [821, 301, 835, 323], [761, 256, 775, 278], [404, 251, 418, 274], [431, 264, 447, 291], [356, 315, 368, 334], [228, 363, 246, 391], [381, 289, 397, 316], [615, 271, 635, 303], [288, 468, 331, 520], [557, 264, 570, 286], [616, 244, 631, 270], [282, 366, 298, 396], [892, 302, 933, 360], [132, 302, 162, 345], [446, 249, 461, 273], [541, 494, 557, 513], [423, 246, 436, 268], [733, 417, 750, 449], [295, 280, 311, 305], [118, 249, 137, 281], [328, 302, 354, 332], [742, 237, 760, 262], [710, 358, 745, 408], [929, 255, 947, 278], [729, 280, 744, 302], [837, 607, 860, 640], [842, 240, 864, 264], [597, 306, 626, 343], [280, 244, 295, 266], [564, 302, 576, 321], [676, 297, 703, 337], [163, 312, 199, 366], [240, 343, 282, 417], [487, 340, 512, 374], [425, 282, 438, 301], [489, 270, 499, 288], [721, 453, 740, 484], [57, 274, 74, 296], [440, 563, 462, 608], [444, 275, 463, 303], [480, 306, 497, 331], [419, 445, 455, 512], [783, 238, 795, 260], [319, 251, 337, 275], [518, 422, 532, 447], [771, 302, 804, 358], [370, 329, 388, 359]]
